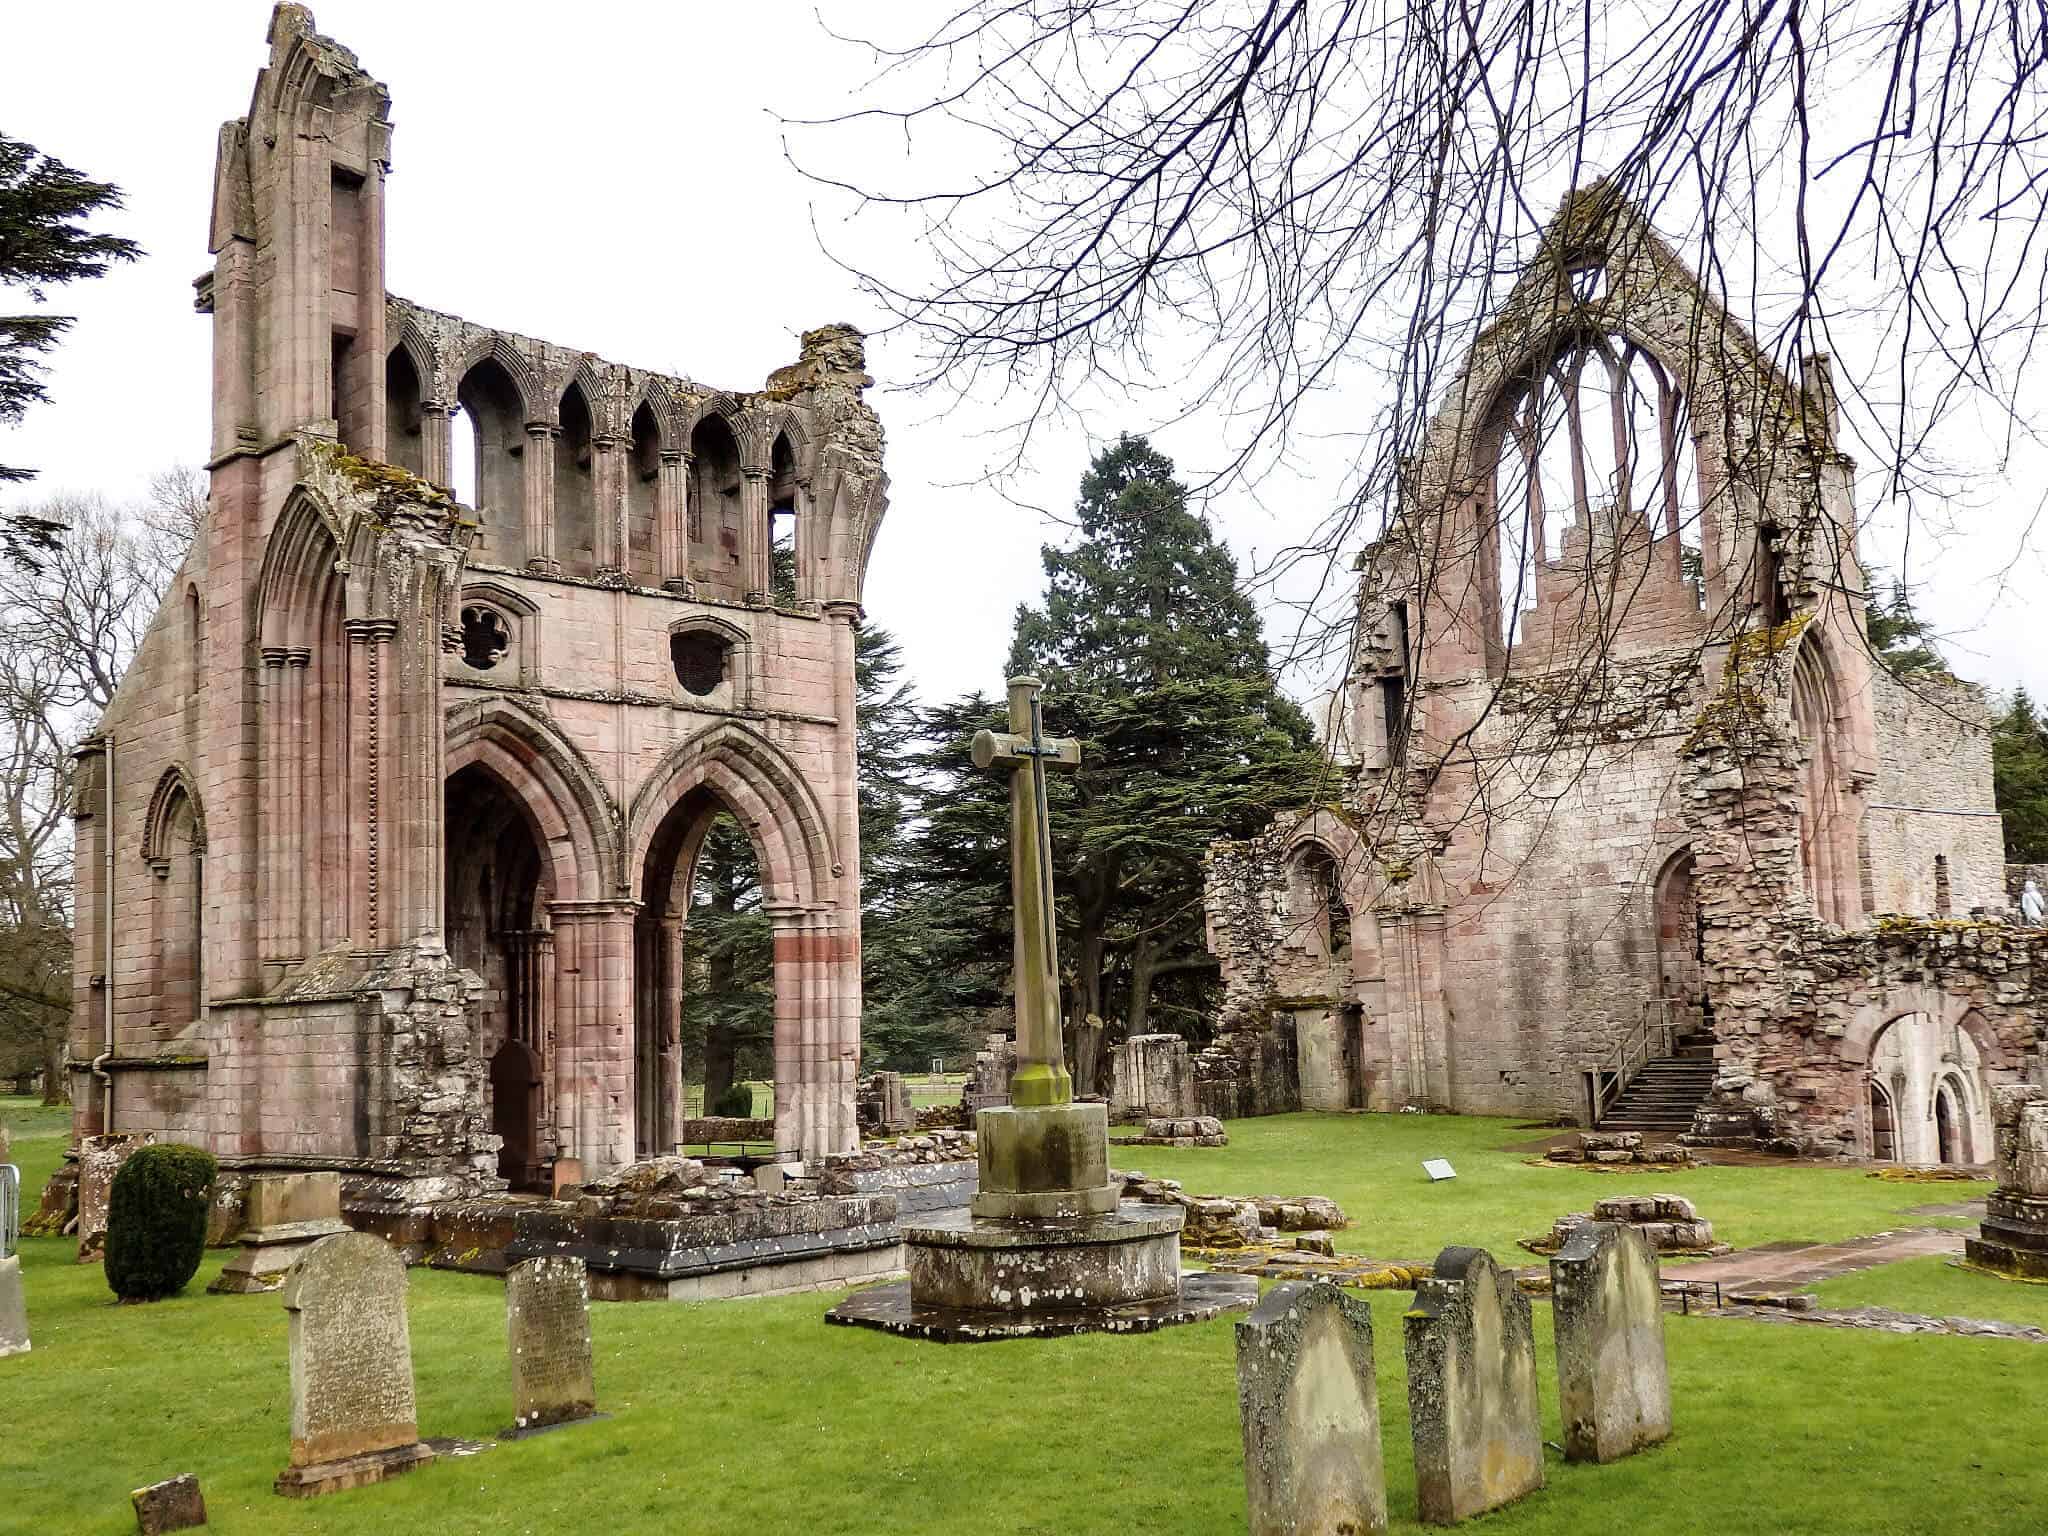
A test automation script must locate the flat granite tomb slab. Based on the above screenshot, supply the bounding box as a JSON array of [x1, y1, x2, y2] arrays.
[[827, 1268, 1258, 1341]]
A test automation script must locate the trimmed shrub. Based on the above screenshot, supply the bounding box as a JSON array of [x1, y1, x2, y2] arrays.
[[710, 1082, 756, 1119], [105, 1143, 218, 1301]]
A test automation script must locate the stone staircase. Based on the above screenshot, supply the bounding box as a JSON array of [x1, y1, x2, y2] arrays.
[[1595, 1038, 1717, 1135]]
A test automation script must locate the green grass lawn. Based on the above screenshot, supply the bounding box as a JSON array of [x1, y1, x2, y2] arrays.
[[1809, 1254, 2048, 1329], [3, 1111, 2037, 1535], [1110, 1112, 1990, 1259]]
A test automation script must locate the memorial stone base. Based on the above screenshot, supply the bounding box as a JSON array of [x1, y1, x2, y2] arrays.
[[827, 1101, 1256, 1340], [273, 1442, 437, 1498], [1964, 1191, 2048, 1281]]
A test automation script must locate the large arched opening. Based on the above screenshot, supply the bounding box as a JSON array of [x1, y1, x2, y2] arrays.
[[445, 761, 557, 1189], [1793, 635, 1858, 927], [627, 725, 852, 1160], [1865, 1010, 1992, 1166], [1652, 848, 1706, 1034]]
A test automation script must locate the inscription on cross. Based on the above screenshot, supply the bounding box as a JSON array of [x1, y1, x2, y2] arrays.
[[972, 676, 1082, 1108]]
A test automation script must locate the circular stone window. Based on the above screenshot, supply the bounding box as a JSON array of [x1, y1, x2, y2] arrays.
[[672, 630, 730, 697], [460, 605, 511, 671]]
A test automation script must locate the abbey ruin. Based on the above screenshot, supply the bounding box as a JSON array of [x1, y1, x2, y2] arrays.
[[65, 7, 885, 1199], [1204, 194, 2046, 1160]]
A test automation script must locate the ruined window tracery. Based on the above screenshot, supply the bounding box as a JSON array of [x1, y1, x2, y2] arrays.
[[672, 629, 731, 697], [1491, 335, 1702, 641], [460, 604, 512, 671], [1792, 638, 1855, 926]]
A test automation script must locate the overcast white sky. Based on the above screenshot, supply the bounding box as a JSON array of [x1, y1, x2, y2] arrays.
[[4, 1, 2042, 712]]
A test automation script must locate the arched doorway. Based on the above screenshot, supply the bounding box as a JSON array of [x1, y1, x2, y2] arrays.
[[1866, 1011, 1992, 1166], [637, 789, 784, 1157], [1652, 849, 1705, 1032], [445, 762, 555, 1189]]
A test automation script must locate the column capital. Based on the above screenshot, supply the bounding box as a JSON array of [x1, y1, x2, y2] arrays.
[[547, 898, 643, 920], [742, 466, 770, 482], [343, 617, 399, 642], [525, 420, 560, 439], [285, 646, 312, 668], [821, 599, 864, 623], [259, 644, 290, 667]]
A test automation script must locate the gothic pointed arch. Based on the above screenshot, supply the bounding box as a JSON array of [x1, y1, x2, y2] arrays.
[[1791, 627, 1859, 927], [252, 487, 346, 647], [141, 765, 208, 863], [451, 333, 544, 424], [687, 392, 759, 465], [444, 695, 621, 902], [627, 722, 839, 908]]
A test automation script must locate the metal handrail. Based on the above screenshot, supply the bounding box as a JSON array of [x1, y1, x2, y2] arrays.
[[1591, 1001, 1678, 1126]]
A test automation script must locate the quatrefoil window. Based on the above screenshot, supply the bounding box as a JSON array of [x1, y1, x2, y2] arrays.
[[461, 605, 512, 671]]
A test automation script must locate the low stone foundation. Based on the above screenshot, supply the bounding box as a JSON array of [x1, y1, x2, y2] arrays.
[[1129, 1115, 1228, 1147], [1545, 1132, 1695, 1168], [1522, 1194, 1728, 1258]]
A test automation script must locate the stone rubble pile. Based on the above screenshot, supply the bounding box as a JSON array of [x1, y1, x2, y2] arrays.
[[1116, 1170, 1346, 1249], [1132, 1115, 1228, 1147], [1546, 1131, 1694, 1167], [563, 1157, 779, 1218], [825, 1130, 977, 1171], [1524, 1192, 1726, 1256]]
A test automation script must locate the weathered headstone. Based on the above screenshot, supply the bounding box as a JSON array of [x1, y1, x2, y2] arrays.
[[1550, 1221, 1671, 1462], [77, 1132, 155, 1262], [0, 1253, 29, 1357], [1967, 1085, 2048, 1279], [1404, 1246, 1544, 1525], [210, 1172, 350, 1294], [1234, 1280, 1386, 1536], [273, 1232, 436, 1496], [503, 1254, 600, 1436], [1110, 1033, 1197, 1122], [131, 1473, 207, 1534]]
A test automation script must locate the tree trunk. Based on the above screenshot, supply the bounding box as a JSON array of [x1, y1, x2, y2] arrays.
[[42, 1013, 68, 1106], [1127, 934, 1158, 1038]]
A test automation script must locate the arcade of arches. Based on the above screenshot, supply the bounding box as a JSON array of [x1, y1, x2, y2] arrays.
[[445, 766, 800, 1191]]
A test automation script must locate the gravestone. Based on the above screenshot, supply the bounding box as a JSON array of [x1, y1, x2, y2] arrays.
[[1550, 1221, 1671, 1462], [0, 1253, 28, 1357], [1110, 1034, 1196, 1122], [1234, 1280, 1385, 1536], [503, 1254, 600, 1437], [1404, 1246, 1544, 1525], [1966, 1085, 2048, 1279], [130, 1473, 207, 1534], [210, 1172, 350, 1294], [274, 1232, 436, 1496], [77, 1132, 155, 1262]]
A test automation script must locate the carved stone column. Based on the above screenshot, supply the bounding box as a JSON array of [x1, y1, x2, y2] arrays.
[[524, 421, 558, 573], [549, 899, 639, 1171], [658, 448, 690, 591], [592, 431, 625, 576], [421, 401, 453, 488], [741, 467, 770, 602]]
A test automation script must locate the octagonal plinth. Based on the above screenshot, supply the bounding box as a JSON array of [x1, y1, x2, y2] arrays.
[[905, 1204, 1184, 1313], [971, 1102, 1117, 1220]]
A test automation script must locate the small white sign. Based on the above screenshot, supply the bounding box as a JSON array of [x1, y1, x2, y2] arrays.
[[1422, 1159, 1457, 1182]]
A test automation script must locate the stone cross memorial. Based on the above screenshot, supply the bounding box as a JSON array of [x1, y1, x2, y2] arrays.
[[1234, 1281, 1387, 1536], [504, 1254, 601, 1437], [970, 675, 1083, 1112], [274, 1232, 436, 1497], [1403, 1246, 1545, 1525], [826, 676, 1253, 1339], [1550, 1221, 1671, 1462]]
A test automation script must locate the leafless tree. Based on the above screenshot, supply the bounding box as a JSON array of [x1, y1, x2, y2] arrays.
[[794, 0, 2048, 924], [0, 477, 196, 1101]]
